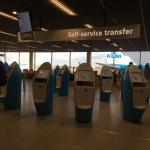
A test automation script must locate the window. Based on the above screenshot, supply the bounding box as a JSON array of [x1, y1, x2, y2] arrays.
[[5, 52, 19, 65], [141, 52, 150, 65], [34, 52, 51, 70], [20, 52, 29, 70], [91, 52, 113, 74], [70, 52, 87, 73], [52, 52, 70, 68], [0, 52, 5, 62]]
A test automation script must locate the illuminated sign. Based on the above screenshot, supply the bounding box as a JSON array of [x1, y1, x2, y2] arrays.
[[107, 54, 121, 58]]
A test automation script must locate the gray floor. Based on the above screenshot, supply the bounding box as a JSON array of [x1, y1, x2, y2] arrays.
[[0, 79, 150, 150]]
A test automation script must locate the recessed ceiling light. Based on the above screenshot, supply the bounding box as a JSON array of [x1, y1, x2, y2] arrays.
[[0, 11, 17, 21], [70, 40, 78, 43], [0, 30, 17, 37], [93, 48, 99, 51], [12, 11, 17, 15], [0, 40, 15, 44], [105, 38, 111, 42], [49, 0, 77, 16], [41, 27, 48, 31], [112, 43, 118, 47], [52, 44, 62, 48], [119, 47, 124, 51], [82, 44, 90, 48], [26, 45, 37, 49], [84, 24, 93, 28]]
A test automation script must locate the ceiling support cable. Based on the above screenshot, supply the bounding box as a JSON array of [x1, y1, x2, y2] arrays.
[[139, 0, 149, 51]]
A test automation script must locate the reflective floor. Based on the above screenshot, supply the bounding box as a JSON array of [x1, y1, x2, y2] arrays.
[[0, 79, 150, 150]]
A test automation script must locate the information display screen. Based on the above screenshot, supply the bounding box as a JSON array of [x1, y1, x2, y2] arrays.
[[37, 69, 49, 79], [101, 70, 111, 77], [130, 72, 144, 83], [77, 71, 93, 81]]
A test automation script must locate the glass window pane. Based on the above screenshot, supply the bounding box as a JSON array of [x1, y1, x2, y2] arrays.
[[6, 52, 19, 64], [52, 52, 70, 68], [35, 52, 51, 70], [71, 52, 87, 67], [141, 52, 150, 65], [91, 52, 113, 74], [0, 52, 5, 62], [20, 52, 29, 70]]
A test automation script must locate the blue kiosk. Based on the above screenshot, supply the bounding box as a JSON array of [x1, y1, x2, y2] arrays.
[[2, 61, 22, 110], [3, 62, 9, 70], [100, 66, 113, 101], [56, 65, 70, 96], [123, 65, 149, 123], [54, 65, 60, 92], [32, 62, 54, 116], [74, 63, 95, 123]]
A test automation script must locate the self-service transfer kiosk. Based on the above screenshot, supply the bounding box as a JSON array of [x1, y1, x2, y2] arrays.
[[2, 61, 22, 110], [100, 66, 113, 101], [123, 65, 149, 123], [56, 65, 69, 96], [32, 62, 53, 116], [74, 63, 95, 122]]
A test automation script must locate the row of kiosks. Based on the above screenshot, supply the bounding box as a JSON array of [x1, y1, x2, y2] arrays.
[[100, 66, 113, 101], [74, 63, 96, 122], [1, 61, 22, 110], [56, 65, 70, 96], [122, 65, 149, 123]]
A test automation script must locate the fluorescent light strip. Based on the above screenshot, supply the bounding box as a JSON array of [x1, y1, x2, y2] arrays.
[[26, 45, 37, 49], [0, 11, 17, 21], [6, 46, 17, 49], [84, 24, 93, 28], [49, 0, 77, 16], [70, 40, 78, 43], [0, 30, 17, 37], [112, 43, 118, 47], [105, 38, 111, 42], [82, 44, 90, 48], [93, 48, 99, 51], [67, 49, 74, 51], [0, 40, 15, 44], [119, 47, 124, 51], [41, 27, 48, 31], [52, 44, 62, 48]]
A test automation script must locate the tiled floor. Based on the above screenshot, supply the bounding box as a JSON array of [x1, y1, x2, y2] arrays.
[[0, 79, 150, 150]]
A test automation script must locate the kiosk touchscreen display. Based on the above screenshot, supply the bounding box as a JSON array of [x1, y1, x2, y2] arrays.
[[35, 69, 49, 82], [130, 72, 144, 83], [101, 70, 112, 78], [77, 71, 93, 81]]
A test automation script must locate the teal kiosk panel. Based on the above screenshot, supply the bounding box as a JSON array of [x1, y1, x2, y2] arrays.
[[100, 66, 113, 101], [75, 63, 95, 123], [54, 65, 60, 92], [3, 62, 9, 70], [56, 65, 69, 96], [123, 65, 149, 123], [3, 62, 21, 110], [32, 62, 54, 116]]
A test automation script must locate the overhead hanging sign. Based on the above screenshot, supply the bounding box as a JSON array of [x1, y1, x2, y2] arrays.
[[18, 24, 140, 42]]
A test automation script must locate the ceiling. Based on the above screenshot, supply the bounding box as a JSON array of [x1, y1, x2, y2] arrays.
[[0, 0, 150, 52]]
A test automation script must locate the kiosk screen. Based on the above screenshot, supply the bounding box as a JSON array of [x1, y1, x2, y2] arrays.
[[101, 70, 111, 77], [35, 69, 49, 82], [77, 71, 93, 81], [130, 72, 144, 83]]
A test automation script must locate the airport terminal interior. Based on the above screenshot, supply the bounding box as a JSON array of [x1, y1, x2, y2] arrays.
[[0, 0, 150, 150]]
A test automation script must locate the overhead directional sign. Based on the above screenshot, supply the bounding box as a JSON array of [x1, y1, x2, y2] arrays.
[[18, 24, 140, 42]]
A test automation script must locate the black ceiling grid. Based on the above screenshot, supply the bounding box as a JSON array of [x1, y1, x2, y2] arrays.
[[0, 0, 150, 52]]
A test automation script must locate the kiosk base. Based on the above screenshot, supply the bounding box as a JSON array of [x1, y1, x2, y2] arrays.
[[35, 102, 52, 116], [123, 108, 145, 123], [75, 107, 92, 123], [100, 91, 111, 102]]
